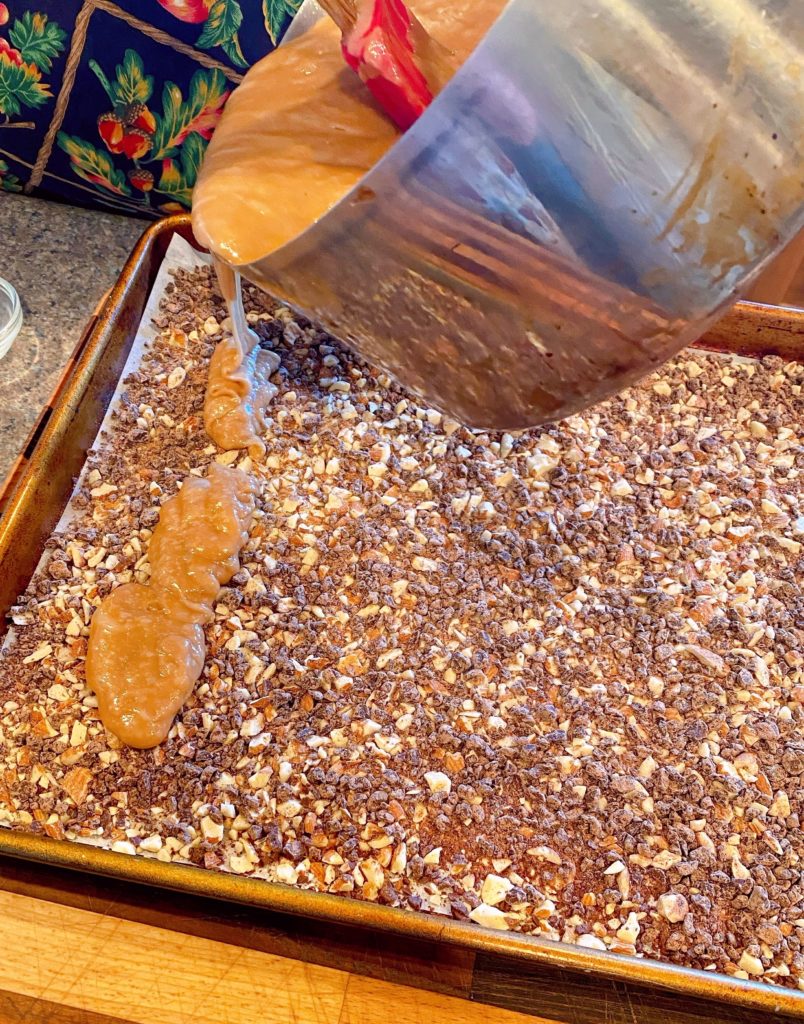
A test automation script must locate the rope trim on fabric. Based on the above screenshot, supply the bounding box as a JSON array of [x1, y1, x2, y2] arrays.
[[26, 0, 244, 192]]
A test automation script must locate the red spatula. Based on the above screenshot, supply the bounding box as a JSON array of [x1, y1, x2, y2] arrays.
[[318, 0, 455, 129]]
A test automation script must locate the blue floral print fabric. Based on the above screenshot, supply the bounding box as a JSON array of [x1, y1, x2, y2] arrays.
[[0, 0, 299, 216]]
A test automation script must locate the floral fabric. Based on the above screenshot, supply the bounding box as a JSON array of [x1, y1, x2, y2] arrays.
[[0, 0, 299, 217]]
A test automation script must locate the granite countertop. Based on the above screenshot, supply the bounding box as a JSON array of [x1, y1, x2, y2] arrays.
[[0, 195, 142, 482]]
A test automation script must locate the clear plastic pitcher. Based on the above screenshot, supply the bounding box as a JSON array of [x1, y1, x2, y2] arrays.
[[240, 0, 804, 429]]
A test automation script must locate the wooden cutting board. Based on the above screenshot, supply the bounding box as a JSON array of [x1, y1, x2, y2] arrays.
[[0, 881, 535, 1024], [0, 854, 800, 1024]]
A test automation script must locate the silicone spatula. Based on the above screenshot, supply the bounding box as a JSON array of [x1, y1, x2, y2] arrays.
[[317, 0, 454, 129]]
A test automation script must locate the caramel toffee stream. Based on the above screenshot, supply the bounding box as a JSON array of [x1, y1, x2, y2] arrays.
[[86, 463, 256, 748], [204, 259, 281, 458]]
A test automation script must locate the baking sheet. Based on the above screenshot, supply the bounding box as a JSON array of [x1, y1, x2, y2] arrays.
[[0, 216, 803, 1021]]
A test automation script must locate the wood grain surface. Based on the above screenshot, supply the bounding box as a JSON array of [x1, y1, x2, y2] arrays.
[[0, 854, 802, 1024], [0, 871, 527, 1024]]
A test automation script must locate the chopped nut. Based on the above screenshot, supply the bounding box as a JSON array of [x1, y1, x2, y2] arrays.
[[89, 483, 117, 498], [390, 842, 407, 874], [528, 846, 562, 865], [616, 912, 640, 945], [67, 720, 87, 748], [611, 478, 633, 497], [23, 643, 52, 665], [738, 951, 764, 976], [361, 859, 385, 888], [481, 873, 513, 906], [200, 816, 224, 842], [140, 835, 163, 854], [656, 893, 688, 923], [275, 862, 298, 884], [167, 366, 187, 389], [61, 767, 92, 806], [228, 855, 253, 874], [734, 751, 759, 782], [424, 771, 451, 795], [469, 904, 509, 930], [675, 644, 725, 675], [444, 751, 465, 773]]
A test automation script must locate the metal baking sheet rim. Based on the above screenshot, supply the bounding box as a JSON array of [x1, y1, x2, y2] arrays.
[[0, 214, 803, 1019]]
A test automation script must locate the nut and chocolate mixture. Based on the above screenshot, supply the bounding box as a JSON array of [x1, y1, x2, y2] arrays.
[[1, 266, 803, 987]]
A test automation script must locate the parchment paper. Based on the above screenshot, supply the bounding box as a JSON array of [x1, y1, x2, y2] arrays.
[[3, 235, 211, 646], [54, 234, 211, 535]]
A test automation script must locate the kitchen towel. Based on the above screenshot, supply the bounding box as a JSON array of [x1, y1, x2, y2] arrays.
[[0, 0, 298, 216]]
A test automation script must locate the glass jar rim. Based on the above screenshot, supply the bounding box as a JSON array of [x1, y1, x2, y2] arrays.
[[0, 277, 23, 359]]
